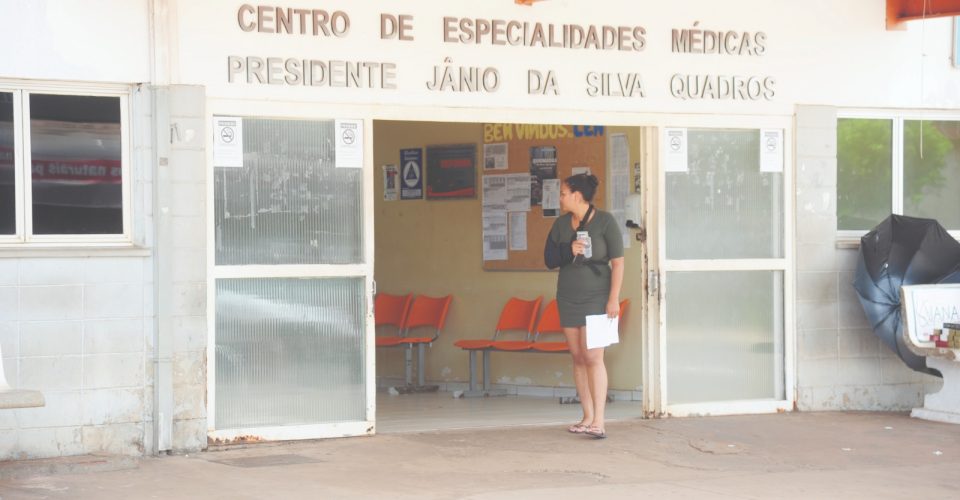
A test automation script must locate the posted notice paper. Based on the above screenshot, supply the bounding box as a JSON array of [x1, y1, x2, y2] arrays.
[[585, 314, 620, 349]]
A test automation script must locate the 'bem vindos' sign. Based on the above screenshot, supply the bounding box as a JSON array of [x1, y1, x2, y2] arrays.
[[225, 5, 776, 101]]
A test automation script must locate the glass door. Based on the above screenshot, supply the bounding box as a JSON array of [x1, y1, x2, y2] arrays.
[[207, 116, 375, 441], [655, 126, 794, 416]]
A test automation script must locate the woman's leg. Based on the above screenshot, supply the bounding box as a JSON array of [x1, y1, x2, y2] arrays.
[[564, 326, 593, 426], [584, 346, 608, 432]]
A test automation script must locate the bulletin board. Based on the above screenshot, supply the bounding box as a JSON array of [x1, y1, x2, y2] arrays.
[[481, 124, 607, 271]]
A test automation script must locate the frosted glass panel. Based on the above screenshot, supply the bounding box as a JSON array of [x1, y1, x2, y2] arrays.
[[666, 129, 783, 259], [215, 277, 366, 429], [904, 120, 960, 230], [215, 118, 363, 265], [666, 271, 784, 404]]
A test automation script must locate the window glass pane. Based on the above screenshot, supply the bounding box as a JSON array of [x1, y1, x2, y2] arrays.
[[837, 118, 892, 231], [215, 118, 363, 265], [666, 129, 783, 259], [30, 94, 123, 235], [903, 120, 960, 230], [0, 92, 14, 235], [666, 271, 784, 404], [215, 277, 366, 428]]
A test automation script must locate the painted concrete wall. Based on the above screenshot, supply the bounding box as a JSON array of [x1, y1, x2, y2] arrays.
[[795, 105, 943, 411], [372, 120, 644, 395], [0, 0, 151, 83]]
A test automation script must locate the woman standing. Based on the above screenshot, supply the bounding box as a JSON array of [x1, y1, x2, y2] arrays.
[[544, 174, 624, 439]]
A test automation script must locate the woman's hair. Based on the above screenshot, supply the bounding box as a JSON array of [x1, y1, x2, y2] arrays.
[[564, 173, 599, 202]]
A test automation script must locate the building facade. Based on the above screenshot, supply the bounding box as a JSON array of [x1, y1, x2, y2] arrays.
[[0, 0, 958, 459]]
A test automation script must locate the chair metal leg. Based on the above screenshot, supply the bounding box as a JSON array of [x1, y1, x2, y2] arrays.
[[404, 345, 413, 386], [417, 343, 426, 386], [482, 350, 491, 391], [468, 350, 478, 391]]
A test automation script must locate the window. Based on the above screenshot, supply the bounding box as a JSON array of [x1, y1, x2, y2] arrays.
[[837, 115, 960, 233], [0, 88, 129, 244]]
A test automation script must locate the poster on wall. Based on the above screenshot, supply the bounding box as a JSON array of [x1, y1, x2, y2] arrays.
[[542, 179, 560, 217], [213, 116, 244, 168], [426, 144, 477, 199], [529, 145, 558, 205], [400, 148, 423, 200], [483, 143, 508, 170], [383, 164, 398, 201], [335, 119, 363, 169]]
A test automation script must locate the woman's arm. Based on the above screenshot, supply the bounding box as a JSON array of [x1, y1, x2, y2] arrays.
[[607, 256, 625, 317]]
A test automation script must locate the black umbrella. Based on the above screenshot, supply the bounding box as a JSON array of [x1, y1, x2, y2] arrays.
[[853, 215, 960, 377]]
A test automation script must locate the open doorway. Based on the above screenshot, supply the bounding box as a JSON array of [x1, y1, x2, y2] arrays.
[[371, 120, 648, 433]]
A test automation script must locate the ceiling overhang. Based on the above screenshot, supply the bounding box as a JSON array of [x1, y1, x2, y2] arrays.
[[887, 0, 960, 30]]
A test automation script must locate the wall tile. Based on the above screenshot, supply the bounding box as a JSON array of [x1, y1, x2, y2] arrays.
[[81, 422, 144, 456], [796, 156, 837, 189], [14, 391, 83, 428], [0, 260, 19, 285], [83, 258, 145, 284], [797, 188, 836, 217], [797, 272, 838, 302], [797, 301, 838, 330], [798, 358, 838, 387], [20, 356, 82, 391], [84, 318, 144, 354], [797, 243, 838, 272], [838, 328, 880, 358], [20, 321, 82, 356], [20, 285, 83, 321], [799, 329, 838, 359], [84, 353, 145, 389], [17, 426, 84, 458], [0, 286, 17, 321], [172, 315, 207, 352], [0, 321, 18, 359], [796, 215, 837, 245], [837, 358, 882, 386], [838, 299, 871, 329], [19, 258, 86, 286], [82, 388, 144, 426], [796, 127, 837, 158], [84, 283, 143, 319], [795, 105, 837, 129]]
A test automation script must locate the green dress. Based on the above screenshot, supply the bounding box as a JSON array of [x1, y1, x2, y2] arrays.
[[548, 209, 624, 328]]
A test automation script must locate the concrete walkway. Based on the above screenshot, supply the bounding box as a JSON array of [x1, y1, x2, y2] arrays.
[[1, 412, 958, 499]]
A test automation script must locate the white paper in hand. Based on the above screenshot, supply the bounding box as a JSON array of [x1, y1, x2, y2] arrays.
[[586, 314, 619, 349]]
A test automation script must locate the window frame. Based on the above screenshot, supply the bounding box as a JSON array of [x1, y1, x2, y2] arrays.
[[837, 109, 960, 242], [0, 82, 132, 247]]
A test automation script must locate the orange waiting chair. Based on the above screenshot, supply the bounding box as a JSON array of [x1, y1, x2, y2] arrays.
[[375, 293, 412, 348], [454, 296, 542, 394], [530, 299, 630, 353], [397, 294, 453, 388]]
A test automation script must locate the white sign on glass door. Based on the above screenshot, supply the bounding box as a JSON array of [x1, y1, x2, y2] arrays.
[[335, 119, 364, 169], [760, 129, 784, 173], [213, 116, 244, 168], [664, 128, 688, 173]]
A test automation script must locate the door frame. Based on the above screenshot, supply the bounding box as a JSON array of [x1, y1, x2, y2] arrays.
[[205, 99, 376, 442], [643, 115, 797, 417]]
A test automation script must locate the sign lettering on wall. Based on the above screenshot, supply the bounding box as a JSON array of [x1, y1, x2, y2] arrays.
[[225, 5, 776, 101]]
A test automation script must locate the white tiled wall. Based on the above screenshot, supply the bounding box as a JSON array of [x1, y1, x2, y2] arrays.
[[0, 257, 151, 459], [794, 105, 942, 411]]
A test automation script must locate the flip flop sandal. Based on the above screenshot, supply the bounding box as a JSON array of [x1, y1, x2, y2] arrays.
[[567, 424, 588, 434], [584, 426, 606, 439]]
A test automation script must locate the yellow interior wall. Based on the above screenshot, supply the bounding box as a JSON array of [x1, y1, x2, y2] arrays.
[[373, 121, 644, 392]]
